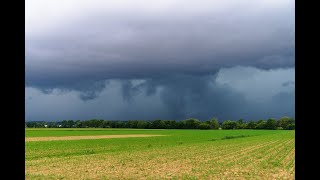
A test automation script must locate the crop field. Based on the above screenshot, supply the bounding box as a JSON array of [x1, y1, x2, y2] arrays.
[[25, 129, 295, 179]]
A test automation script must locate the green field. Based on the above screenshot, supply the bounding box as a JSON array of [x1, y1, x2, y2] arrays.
[[25, 129, 295, 179]]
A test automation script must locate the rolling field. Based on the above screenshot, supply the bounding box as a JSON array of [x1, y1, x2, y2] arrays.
[[25, 129, 295, 179]]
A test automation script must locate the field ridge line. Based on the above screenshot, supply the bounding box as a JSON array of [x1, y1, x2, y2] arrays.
[[26, 134, 166, 142]]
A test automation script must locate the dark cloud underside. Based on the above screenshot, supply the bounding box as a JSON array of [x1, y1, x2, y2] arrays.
[[25, 0, 295, 121]]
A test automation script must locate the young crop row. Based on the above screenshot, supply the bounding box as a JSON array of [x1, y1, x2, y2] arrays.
[[26, 130, 294, 179]]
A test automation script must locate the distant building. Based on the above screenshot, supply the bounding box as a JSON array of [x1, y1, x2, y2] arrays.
[[44, 125, 48, 128], [58, 125, 62, 128]]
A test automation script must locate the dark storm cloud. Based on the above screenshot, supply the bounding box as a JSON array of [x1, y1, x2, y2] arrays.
[[28, 79, 109, 101], [155, 75, 247, 120], [120, 80, 145, 102], [25, 66, 295, 121], [282, 81, 295, 87], [118, 74, 245, 120], [115, 67, 294, 120], [25, 0, 295, 121], [26, 0, 294, 93]]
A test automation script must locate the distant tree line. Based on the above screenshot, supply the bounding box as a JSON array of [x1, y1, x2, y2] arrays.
[[25, 117, 295, 130]]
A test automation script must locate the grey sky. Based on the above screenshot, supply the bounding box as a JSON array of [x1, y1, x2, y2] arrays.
[[25, 0, 295, 121]]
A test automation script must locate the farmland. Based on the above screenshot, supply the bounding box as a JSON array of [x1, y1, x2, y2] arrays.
[[25, 129, 295, 179]]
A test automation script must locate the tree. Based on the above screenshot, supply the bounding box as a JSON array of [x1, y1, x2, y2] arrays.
[[136, 121, 148, 129], [115, 121, 125, 128], [237, 119, 246, 129], [278, 116, 295, 130], [151, 120, 166, 129], [209, 117, 220, 129], [61, 120, 68, 128], [287, 124, 295, 130], [165, 120, 177, 129], [47, 122, 58, 128], [222, 120, 237, 129], [199, 123, 211, 130], [265, 118, 277, 130], [183, 118, 201, 129], [176, 121, 185, 129], [67, 120, 75, 128], [25, 116, 295, 130], [256, 120, 267, 129], [246, 121, 257, 129]]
